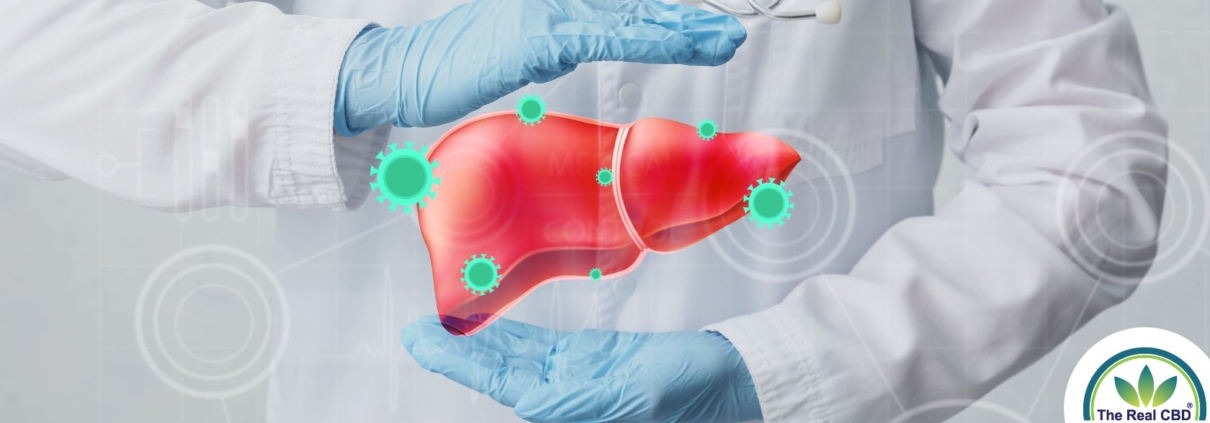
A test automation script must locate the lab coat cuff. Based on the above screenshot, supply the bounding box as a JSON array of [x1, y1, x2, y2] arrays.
[[263, 16, 374, 210], [706, 304, 833, 423], [333, 125, 392, 210]]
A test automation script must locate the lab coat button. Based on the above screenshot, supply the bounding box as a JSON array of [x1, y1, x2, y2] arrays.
[[619, 83, 641, 107]]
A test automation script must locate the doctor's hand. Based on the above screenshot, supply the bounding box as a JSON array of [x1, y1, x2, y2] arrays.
[[401, 316, 762, 423], [334, 0, 747, 136]]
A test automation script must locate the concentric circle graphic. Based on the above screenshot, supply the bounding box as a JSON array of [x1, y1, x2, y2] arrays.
[[135, 245, 290, 399], [1056, 132, 1207, 285], [173, 283, 255, 365], [709, 128, 856, 283], [419, 138, 524, 247]]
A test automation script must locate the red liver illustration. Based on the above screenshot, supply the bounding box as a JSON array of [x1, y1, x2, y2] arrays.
[[411, 111, 800, 336]]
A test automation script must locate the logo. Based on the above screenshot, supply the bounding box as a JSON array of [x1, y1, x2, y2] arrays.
[[1066, 328, 1210, 421]]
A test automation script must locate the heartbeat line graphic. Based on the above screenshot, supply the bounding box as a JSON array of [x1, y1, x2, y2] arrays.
[[321, 267, 417, 414]]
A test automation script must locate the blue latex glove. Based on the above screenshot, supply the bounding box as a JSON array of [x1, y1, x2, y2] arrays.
[[333, 0, 747, 136], [401, 316, 763, 423]]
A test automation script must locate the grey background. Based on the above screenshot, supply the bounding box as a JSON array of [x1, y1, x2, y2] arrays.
[[0, 1, 1206, 422]]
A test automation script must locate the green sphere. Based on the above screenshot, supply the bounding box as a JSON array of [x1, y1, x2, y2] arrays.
[[460, 254, 502, 296], [752, 186, 788, 220], [697, 119, 719, 141], [744, 178, 795, 228], [369, 142, 440, 213], [596, 168, 614, 187], [382, 154, 429, 199], [517, 94, 547, 126]]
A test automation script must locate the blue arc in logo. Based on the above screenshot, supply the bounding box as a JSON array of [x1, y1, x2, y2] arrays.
[[1083, 347, 1206, 420]]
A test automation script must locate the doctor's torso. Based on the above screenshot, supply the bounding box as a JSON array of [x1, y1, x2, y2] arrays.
[[270, 1, 943, 421]]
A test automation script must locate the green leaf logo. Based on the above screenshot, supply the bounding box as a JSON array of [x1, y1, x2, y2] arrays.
[[1139, 366, 1154, 406], [1116, 365, 1180, 408], [1153, 376, 1178, 407], [1116, 376, 1141, 407]]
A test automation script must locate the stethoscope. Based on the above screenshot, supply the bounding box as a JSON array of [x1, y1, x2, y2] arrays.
[[688, 0, 842, 23]]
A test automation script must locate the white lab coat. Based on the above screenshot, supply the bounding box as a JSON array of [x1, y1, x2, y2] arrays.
[[0, 0, 1165, 422]]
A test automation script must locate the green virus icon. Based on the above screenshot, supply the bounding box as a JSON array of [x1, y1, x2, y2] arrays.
[[516, 94, 547, 126], [589, 268, 603, 281], [596, 168, 614, 187], [697, 119, 718, 141], [744, 178, 795, 228], [369, 142, 440, 213], [460, 254, 502, 296]]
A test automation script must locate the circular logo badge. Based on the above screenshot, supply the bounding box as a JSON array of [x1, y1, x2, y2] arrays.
[[1065, 328, 1210, 421]]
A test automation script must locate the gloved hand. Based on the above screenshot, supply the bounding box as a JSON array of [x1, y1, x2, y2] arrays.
[[401, 316, 763, 423], [334, 0, 748, 136]]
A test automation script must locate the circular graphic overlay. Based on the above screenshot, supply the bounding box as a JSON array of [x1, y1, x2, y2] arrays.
[[709, 128, 856, 283], [1065, 328, 1210, 421], [1056, 132, 1207, 285], [135, 245, 290, 399]]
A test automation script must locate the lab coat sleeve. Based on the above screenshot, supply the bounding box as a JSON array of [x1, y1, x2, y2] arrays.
[[0, 0, 385, 211], [704, 3, 1166, 422]]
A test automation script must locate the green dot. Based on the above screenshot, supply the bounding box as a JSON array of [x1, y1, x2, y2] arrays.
[[700, 122, 717, 138], [597, 169, 614, 186], [753, 187, 787, 219], [589, 268, 603, 280], [467, 262, 495, 288], [382, 155, 428, 199], [521, 100, 542, 120]]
